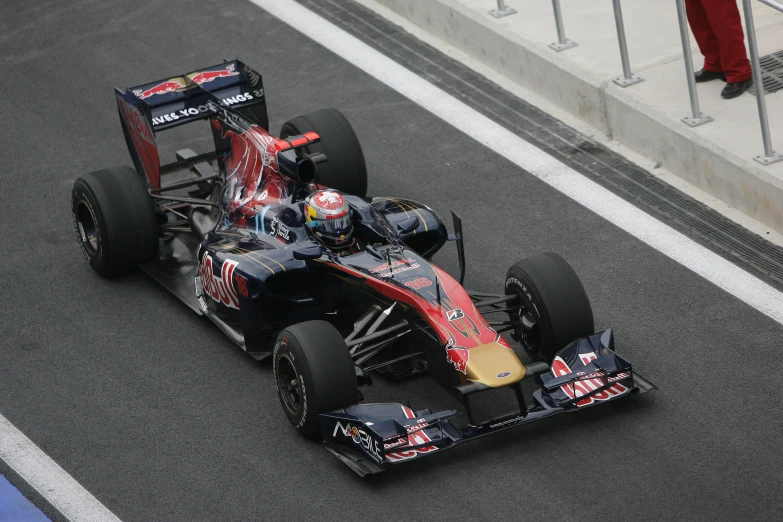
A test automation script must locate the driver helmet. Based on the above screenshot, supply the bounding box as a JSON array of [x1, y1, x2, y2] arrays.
[[304, 190, 353, 248]]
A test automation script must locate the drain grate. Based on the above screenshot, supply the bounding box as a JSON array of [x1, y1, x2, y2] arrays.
[[752, 50, 783, 95]]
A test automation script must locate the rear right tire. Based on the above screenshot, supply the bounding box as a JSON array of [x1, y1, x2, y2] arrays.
[[280, 108, 368, 197]]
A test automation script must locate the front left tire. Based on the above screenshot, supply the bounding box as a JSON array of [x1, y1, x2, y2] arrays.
[[273, 320, 359, 439]]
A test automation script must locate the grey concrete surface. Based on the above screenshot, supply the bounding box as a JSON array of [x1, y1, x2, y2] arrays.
[[0, 0, 782, 520], [367, 0, 783, 237]]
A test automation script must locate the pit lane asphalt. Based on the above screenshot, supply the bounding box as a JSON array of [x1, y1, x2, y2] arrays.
[[0, 0, 781, 520]]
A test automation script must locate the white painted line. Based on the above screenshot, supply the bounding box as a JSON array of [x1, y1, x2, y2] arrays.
[[249, 0, 783, 326], [0, 414, 121, 522]]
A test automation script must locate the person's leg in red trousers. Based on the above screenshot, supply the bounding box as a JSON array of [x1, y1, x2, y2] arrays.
[[685, 0, 751, 81], [685, 0, 723, 73]]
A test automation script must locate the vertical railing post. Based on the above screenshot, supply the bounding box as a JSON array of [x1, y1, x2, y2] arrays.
[[489, 0, 516, 18], [742, 0, 783, 164], [611, 0, 643, 87], [549, 0, 578, 51], [675, 0, 713, 126]]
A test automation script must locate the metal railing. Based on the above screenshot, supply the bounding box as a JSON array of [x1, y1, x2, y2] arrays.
[[486, 0, 782, 166], [674, 0, 713, 127], [549, 0, 578, 51], [546, 0, 643, 86], [489, 0, 516, 18], [610, 0, 643, 86], [743, 0, 783, 164]]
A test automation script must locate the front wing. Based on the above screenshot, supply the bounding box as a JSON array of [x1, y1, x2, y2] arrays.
[[320, 330, 655, 476]]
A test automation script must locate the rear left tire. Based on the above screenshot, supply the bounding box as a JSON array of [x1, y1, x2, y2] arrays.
[[71, 166, 158, 277]]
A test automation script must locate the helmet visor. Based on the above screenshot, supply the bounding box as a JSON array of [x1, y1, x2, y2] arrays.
[[319, 212, 352, 237]]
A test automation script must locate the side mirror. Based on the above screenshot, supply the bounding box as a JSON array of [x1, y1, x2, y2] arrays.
[[293, 244, 323, 260], [396, 216, 420, 235]]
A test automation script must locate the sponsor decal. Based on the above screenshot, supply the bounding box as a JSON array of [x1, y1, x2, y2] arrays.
[[446, 308, 465, 321], [384, 438, 408, 450], [505, 277, 524, 289], [505, 277, 539, 317], [445, 346, 470, 374], [118, 99, 154, 144], [273, 341, 306, 428], [551, 352, 629, 407], [373, 260, 421, 278], [149, 91, 262, 126], [333, 422, 382, 462], [404, 277, 432, 290], [497, 372, 511, 378], [189, 64, 239, 85], [316, 190, 343, 208], [295, 374, 308, 429], [198, 252, 240, 309], [489, 415, 525, 429], [133, 80, 185, 100], [406, 419, 429, 433], [373, 258, 415, 273], [270, 217, 290, 242], [385, 406, 439, 462], [197, 296, 208, 313]]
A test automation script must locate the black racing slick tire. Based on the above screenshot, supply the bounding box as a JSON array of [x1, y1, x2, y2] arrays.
[[71, 166, 158, 277], [273, 320, 359, 440], [280, 108, 368, 198], [504, 253, 594, 364]]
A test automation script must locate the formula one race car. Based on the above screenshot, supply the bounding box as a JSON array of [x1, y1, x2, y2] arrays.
[[72, 60, 655, 476]]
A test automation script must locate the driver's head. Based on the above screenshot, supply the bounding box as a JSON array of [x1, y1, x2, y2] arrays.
[[304, 190, 353, 248]]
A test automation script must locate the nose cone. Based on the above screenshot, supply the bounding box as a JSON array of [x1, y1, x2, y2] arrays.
[[465, 342, 526, 387]]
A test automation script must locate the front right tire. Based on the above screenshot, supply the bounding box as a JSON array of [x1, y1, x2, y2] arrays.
[[504, 253, 594, 363]]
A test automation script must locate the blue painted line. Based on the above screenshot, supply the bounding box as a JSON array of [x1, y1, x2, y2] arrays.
[[0, 474, 50, 521]]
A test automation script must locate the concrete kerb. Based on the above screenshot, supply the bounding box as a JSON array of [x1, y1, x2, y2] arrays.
[[369, 0, 783, 235]]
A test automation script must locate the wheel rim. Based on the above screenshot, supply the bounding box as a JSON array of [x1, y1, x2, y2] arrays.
[[76, 202, 99, 255], [510, 289, 542, 358], [276, 354, 303, 416]]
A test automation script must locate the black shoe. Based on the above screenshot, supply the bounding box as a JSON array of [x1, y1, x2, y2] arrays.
[[694, 69, 726, 83], [721, 78, 752, 99]]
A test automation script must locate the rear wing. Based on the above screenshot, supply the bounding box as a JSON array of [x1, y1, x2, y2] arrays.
[[115, 59, 269, 188]]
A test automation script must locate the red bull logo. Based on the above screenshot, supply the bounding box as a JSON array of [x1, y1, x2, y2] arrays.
[[198, 252, 240, 309], [551, 352, 629, 407], [133, 80, 185, 100], [385, 405, 439, 463], [190, 64, 240, 85], [445, 347, 469, 374]]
